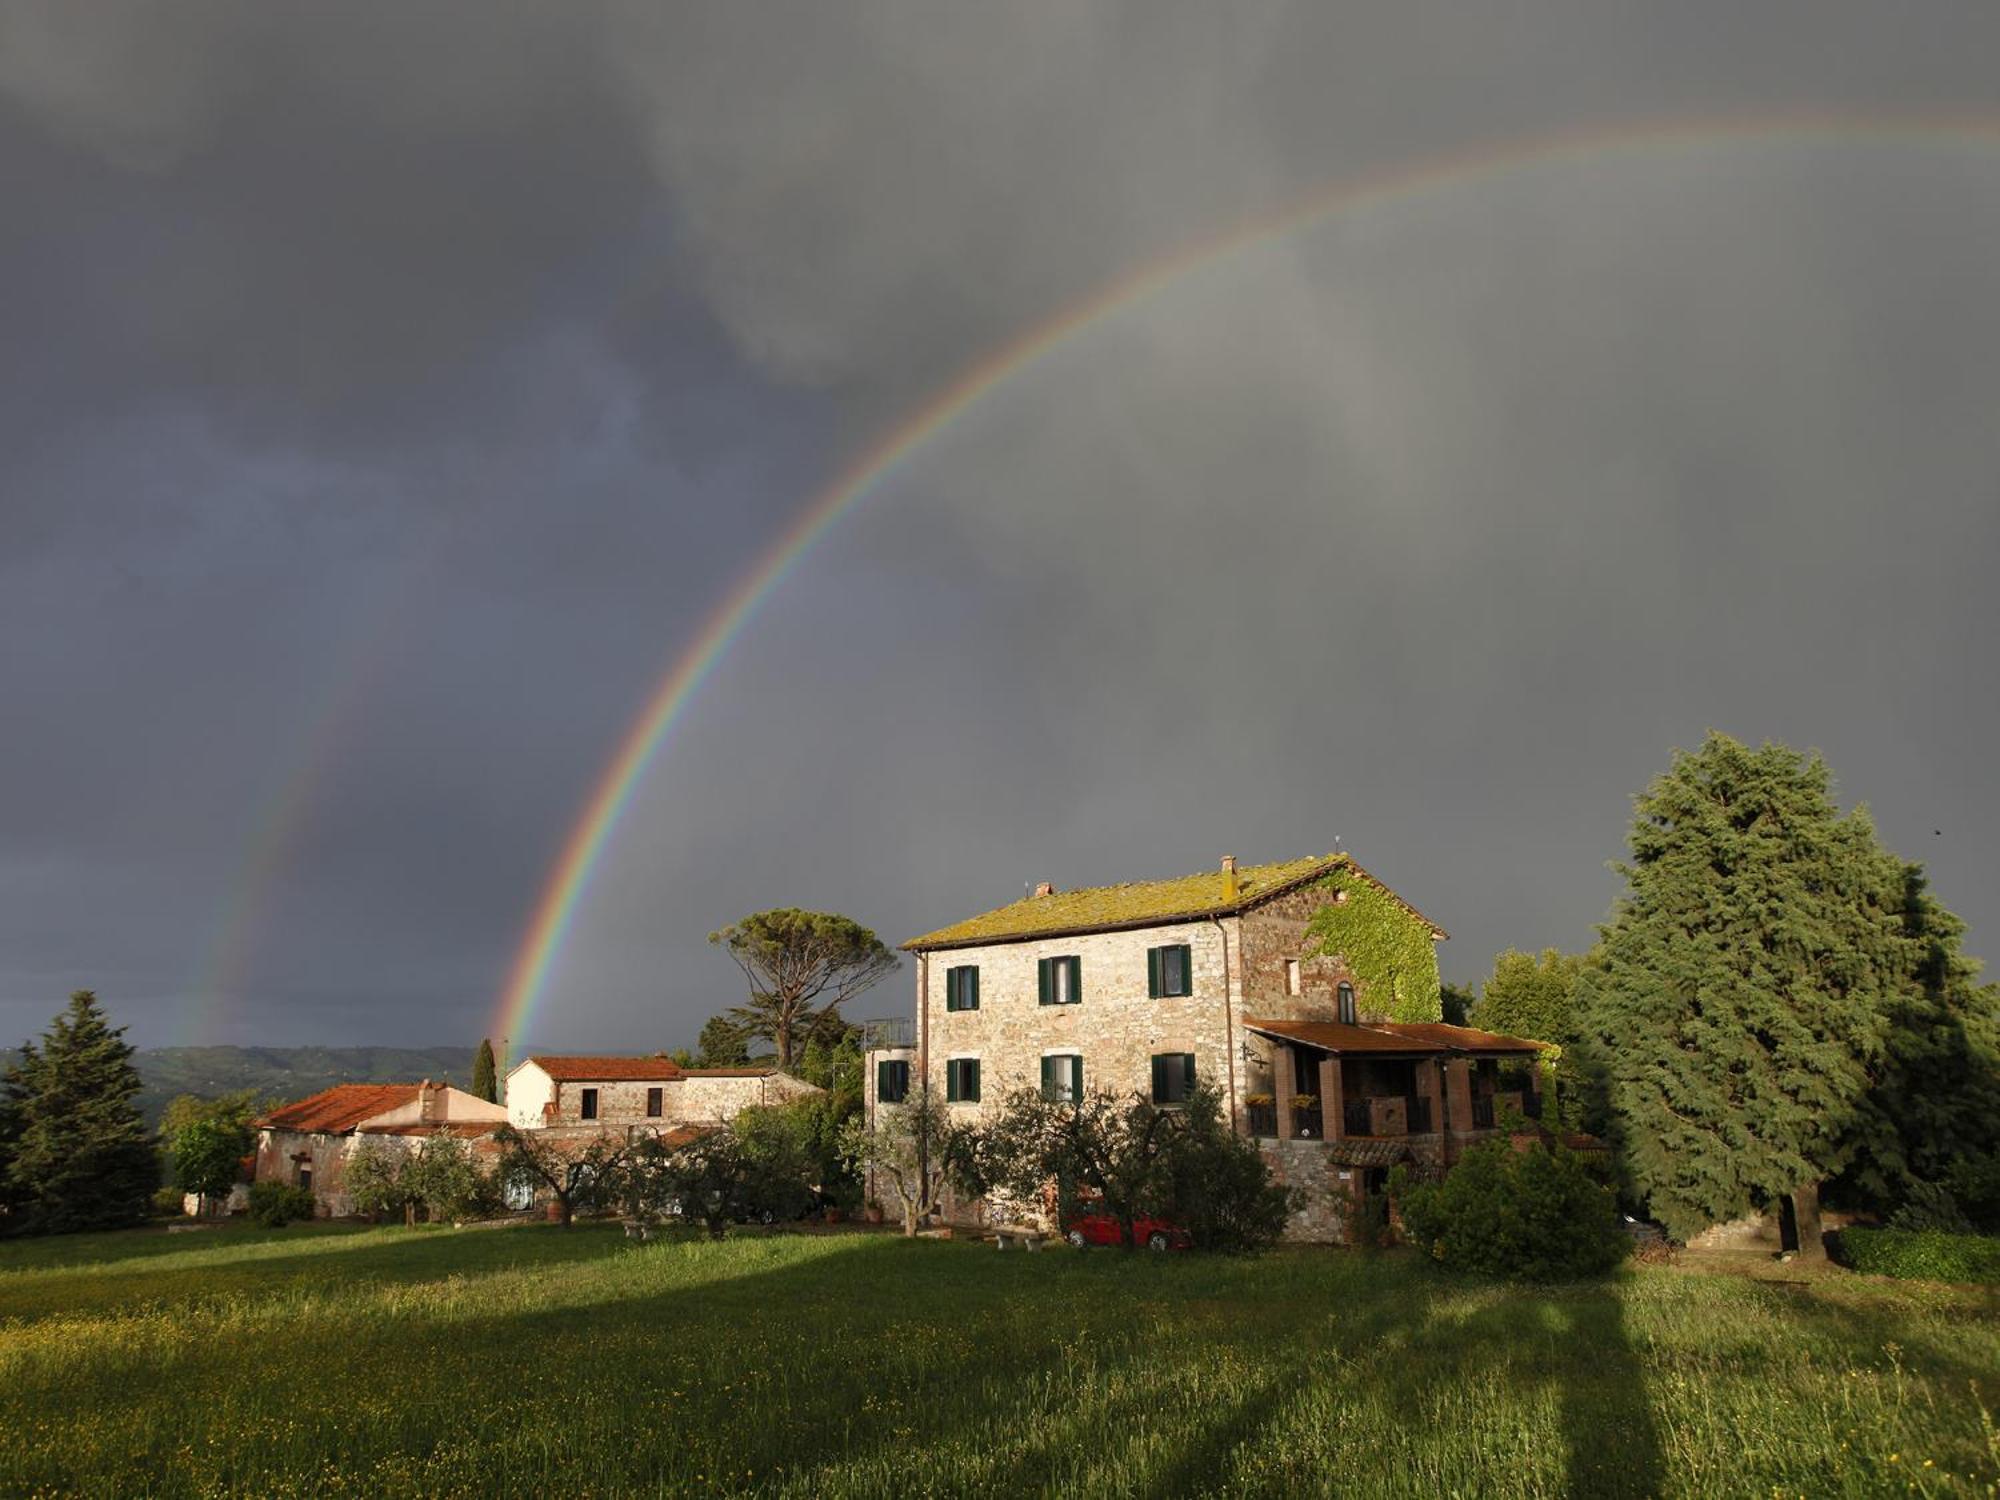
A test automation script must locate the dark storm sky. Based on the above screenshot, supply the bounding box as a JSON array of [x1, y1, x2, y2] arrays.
[[3, 2, 1998, 1052]]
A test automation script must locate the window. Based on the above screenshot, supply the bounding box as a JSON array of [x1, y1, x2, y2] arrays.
[[945, 1058, 981, 1103], [580, 1087, 599, 1121], [1337, 982, 1357, 1025], [1151, 1053, 1196, 1105], [877, 1058, 910, 1103], [1041, 1054, 1083, 1103], [1148, 943, 1192, 998], [645, 1086, 663, 1119], [1285, 958, 1302, 995], [296, 1163, 313, 1192], [1038, 955, 1082, 1005], [945, 964, 980, 1012]]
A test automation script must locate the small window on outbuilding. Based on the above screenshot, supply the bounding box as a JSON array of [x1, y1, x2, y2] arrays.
[[581, 1087, 599, 1120], [1285, 958, 1302, 996], [646, 1086, 663, 1118]]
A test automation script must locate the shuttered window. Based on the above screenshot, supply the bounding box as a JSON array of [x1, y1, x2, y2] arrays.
[[946, 1058, 981, 1103], [1037, 956, 1082, 1006], [1338, 982, 1357, 1025], [1040, 1054, 1083, 1103], [945, 965, 980, 1012], [1147, 943, 1192, 997], [645, 1087, 663, 1118], [876, 1058, 910, 1104], [1150, 1053, 1196, 1105]]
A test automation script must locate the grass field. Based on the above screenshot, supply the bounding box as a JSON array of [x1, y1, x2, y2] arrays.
[[1, 1223, 1995, 1498]]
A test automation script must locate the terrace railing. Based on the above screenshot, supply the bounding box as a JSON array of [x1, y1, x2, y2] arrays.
[[858, 1017, 916, 1052], [1247, 1101, 1279, 1139], [1343, 1100, 1372, 1138], [1471, 1096, 1497, 1130], [1291, 1102, 1324, 1139]]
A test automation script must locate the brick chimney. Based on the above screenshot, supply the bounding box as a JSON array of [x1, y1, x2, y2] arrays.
[[418, 1078, 439, 1123], [1033, 881, 1055, 898], [1221, 855, 1240, 902]]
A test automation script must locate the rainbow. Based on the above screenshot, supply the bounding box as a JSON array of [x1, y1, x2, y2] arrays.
[[490, 107, 2000, 1050]]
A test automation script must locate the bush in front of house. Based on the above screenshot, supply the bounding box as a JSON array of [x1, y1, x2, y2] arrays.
[[1394, 1136, 1628, 1280], [246, 1182, 316, 1228], [150, 1187, 186, 1218], [1832, 1227, 2000, 1285]]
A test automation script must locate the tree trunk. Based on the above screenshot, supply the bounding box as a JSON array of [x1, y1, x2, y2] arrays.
[[557, 1195, 574, 1228], [1790, 1181, 1826, 1262]]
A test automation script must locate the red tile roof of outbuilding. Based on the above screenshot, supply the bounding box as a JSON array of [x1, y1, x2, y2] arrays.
[[257, 1084, 418, 1133], [525, 1055, 686, 1082]]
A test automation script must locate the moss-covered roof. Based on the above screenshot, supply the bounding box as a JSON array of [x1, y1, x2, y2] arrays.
[[904, 852, 1444, 950]]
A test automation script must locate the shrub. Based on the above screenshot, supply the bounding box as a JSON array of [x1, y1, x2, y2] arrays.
[[1832, 1227, 2000, 1284], [149, 1186, 186, 1218], [246, 1182, 316, 1228], [1888, 1178, 1975, 1234], [1394, 1137, 1628, 1280]]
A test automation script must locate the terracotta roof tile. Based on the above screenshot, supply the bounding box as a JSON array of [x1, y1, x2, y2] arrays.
[[907, 852, 1446, 950], [1244, 1019, 1551, 1055], [258, 1084, 418, 1133], [679, 1067, 778, 1078], [525, 1055, 686, 1082]]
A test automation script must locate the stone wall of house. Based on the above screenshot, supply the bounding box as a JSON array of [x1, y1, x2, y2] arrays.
[[918, 918, 1238, 1117], [1258, 1141, 1361, 1244], [535, 1072, 818, 1129], [254, 1128, 355, 1216], [1236, 886, 1371, 1022]]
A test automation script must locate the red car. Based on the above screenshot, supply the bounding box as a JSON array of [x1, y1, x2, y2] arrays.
[[1063, 1213, 1191, 1251]]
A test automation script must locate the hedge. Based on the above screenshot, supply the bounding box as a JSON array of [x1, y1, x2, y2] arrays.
[[1832, 1227, 2000, 1285]]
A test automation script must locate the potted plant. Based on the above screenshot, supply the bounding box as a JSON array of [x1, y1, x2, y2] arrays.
[[863, 1199, 885, 1225]]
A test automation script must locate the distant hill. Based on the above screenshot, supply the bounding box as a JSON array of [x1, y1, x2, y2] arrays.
[[133, 1045, 478, 1127]]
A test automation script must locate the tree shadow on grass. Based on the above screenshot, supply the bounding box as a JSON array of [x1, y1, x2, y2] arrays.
[[1549, 1284, 1664, 1499]]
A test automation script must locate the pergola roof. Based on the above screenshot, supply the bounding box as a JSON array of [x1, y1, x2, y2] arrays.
[[1243, 1018, 1548, 1057]]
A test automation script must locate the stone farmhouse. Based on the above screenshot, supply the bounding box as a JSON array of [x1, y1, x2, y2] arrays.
[[254, 1057, 818, 1218], [504, 1055, 819, 1134], [864, 852, 1559, 1243], [254, 1080, 508, 1218]]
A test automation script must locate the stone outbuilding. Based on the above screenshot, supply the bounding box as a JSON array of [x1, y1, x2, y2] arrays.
[[504, 1054, 819, 1132], [253, 1081, 508, 1217]]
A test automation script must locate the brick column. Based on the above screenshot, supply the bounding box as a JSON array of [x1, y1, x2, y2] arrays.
[[1416, 1058, 1442, 1134], [1319, 1055, 1345, 1141], [1444, 1058, 1473, 1137], [1274, 1044, 1296, 1140]]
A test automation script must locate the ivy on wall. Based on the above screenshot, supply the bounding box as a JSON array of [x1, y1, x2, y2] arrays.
[[1302, 873, 1442, 1023]]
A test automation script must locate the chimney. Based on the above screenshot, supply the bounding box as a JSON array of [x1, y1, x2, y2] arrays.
[[418, 1078, 439, 1123], [1033, 881, 1055, 898], [1221, 855, 1240, 902]]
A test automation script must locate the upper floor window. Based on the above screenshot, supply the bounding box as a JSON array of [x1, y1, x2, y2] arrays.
[[645, 1086, 663, 1119], [1337, 982, 1357, 1025], [945, 1057, 982, 1103], [1038, 955, 1082, 1006], [1041, 1054, 1083, 1103], [1151, 1052, 1196, 1105], [1285, 958, 1302, 996], [1148, 943, 1191, 998], [877, 1058, 910, 1104], [945, 964, 980, 1012], [580, 1087, 599, 1120]]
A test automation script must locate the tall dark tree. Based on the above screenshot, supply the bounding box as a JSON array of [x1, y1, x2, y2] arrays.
[[708, 910, 898, 1070], [1438, 981, 1476, 1027], [1837, 864, 2000, 1222], [5, 992, 158, 1235], [695, 1014, 753, 1067], [471, 1038, 499, 1104], [0, 1043, 32, 1225], [1576, 735, 1907, 1256]]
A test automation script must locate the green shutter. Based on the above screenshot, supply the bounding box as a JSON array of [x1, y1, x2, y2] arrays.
[[969, 966, 979, 1010], [1070, 1055, 1083, 1099], [1151, 1054, 1168, 1102], [1147, 946, 1161, 998], [967, 1061, 980, 1102], [1041, 1055, 1055, 1100], [945, 1062, 957, 1102], [1176, 944, 1192, 995], [944, 968, 955, 1012], [1182, 1053, 1197, 1097], [1069, 956, 1082, 1005], [1038, 958, 1051, 1006]]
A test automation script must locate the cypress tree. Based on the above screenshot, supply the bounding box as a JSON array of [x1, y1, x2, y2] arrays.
[[5, 991, 157, 1235], [1577, 734, 1907, 1255], [472, 1038, 499, 1104], [0, 1043, 32, 1225]]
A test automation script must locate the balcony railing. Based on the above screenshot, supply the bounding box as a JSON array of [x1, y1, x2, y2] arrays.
[[1343, 1100, 1371, 1137], [1291, 1103, 1324, 1139], [1471, 1096, 1496, 1129], [858, 1017, 916, 1052], [1247, 1101, 1278, 1139]]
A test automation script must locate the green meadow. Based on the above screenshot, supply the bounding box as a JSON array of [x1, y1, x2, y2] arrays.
[[0, 1224, 1995, 1498]]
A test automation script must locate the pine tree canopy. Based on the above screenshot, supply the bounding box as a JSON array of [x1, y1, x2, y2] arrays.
[[1578, 734, 1910, 1240], [5, 991, 158, 1235]]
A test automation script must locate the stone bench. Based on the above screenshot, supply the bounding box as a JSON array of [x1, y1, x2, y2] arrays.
[[993, 1225, 1044, 1251], [621, 1220, 655, 1242]]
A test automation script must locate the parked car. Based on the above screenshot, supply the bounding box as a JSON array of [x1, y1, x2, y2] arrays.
[[1063, 1213, 1191, 1251]]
